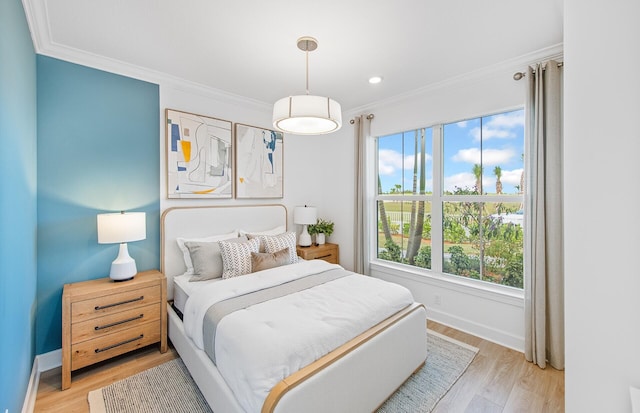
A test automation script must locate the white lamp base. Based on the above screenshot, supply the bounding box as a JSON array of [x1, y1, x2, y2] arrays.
[[110, 243, 137, 281], [299, 225, 312, 247]]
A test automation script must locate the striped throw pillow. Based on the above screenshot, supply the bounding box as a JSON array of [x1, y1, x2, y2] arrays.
[[218, 237, 260, 279], [260, 232, 299, 265]]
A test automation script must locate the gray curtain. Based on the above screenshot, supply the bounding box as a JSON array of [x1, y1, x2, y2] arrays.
[[524, 61, 564, 370], [353, 115, 373, 275]]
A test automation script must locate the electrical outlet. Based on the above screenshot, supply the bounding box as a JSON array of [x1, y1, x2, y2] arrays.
[[435, 295, 442, 306]]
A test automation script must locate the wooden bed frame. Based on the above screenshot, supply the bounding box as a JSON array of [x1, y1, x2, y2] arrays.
[[161, 205, 427, 413]]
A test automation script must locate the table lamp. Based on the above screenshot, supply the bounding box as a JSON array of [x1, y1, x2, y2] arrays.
[[97, 211, 146, 281], [294, 205, 317, 247]]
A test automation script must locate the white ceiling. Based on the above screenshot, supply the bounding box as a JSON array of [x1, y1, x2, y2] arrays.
[[24, 0, 563, 111]]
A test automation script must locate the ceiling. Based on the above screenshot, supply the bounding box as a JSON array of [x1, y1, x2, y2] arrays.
[[24, 0, 563, 112]]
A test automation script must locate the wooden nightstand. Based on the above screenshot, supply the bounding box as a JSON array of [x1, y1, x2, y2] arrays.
[[61, 270, 167, 390], [296, 242, 340, 264]]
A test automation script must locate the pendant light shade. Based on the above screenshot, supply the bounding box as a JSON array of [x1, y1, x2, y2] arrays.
[[273, 37, 342, 135], [273, 95, 342, 135]]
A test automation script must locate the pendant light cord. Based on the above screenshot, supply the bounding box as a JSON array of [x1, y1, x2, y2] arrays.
[[305, 40, 310, 95]]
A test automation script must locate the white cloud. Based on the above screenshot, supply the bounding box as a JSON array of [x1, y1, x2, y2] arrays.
[[488, 111, 524, 129], [403, 152, 431, 171], [471, 126, 514, 141], [378, 148, 432, 176], [501, 168, 523, 185], [444, 172, 476, 191], [378, 149, 403, 175], [451, 148, 516, 165], [403, 155, 414, 171], [457, 120, 468, 128], [470, 111, 524, 141]]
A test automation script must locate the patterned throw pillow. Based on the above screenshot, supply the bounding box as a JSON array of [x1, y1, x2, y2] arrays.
[[242, 225, 287, 252], [260, 232, 299, 265], [251, 247, 290, 273], [218, 237, 260, 279]]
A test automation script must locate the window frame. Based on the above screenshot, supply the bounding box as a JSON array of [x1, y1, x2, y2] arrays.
[[373, 110, 524, 291]]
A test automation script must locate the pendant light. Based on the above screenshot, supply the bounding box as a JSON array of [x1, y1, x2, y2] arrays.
[[273, 37, 342, 135]]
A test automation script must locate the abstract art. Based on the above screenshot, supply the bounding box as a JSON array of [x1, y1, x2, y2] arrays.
[[166, 109, 232, 198], [234, 123, 284, 198]]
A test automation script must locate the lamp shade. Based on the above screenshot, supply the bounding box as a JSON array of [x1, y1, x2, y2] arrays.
[[293, 206, 317, 225], [97, 212, 146, 244], [273, 95, 342, 135]]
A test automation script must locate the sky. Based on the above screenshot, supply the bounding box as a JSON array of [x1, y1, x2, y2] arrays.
[[378, 109, 524, 194]]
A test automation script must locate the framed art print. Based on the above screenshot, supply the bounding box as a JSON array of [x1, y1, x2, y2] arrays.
[[234, 123, 284, 198], [166, 109, 232, 198]]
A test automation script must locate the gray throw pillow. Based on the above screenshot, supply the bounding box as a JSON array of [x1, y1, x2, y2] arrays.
[[185, 236, 248, 281]]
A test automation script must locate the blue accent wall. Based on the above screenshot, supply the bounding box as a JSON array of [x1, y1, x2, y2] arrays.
[[0, 0, 38, 411], [36, 56, 160, 354]]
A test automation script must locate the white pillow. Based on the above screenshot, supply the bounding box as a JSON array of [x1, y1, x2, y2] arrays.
[[219, 237, 261, 279], [176, 230, 238, 274], [240, 225, 286, 252], [260, 232, 299, 265], [238, 225, 286, 237]]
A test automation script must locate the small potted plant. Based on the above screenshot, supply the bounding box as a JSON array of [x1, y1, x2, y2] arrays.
[[308, 218, 334, 245]]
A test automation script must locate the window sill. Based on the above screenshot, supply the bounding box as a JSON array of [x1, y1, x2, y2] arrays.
[[370, 260, 524, 307]]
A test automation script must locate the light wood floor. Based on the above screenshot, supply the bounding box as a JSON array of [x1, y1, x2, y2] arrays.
[[34, 320, 564, 413]]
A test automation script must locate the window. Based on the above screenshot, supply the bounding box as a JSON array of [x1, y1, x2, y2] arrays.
[[376, 109, 524, 288]]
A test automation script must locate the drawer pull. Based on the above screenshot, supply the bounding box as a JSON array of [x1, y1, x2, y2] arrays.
[[94, 314, 144, 331], [94, 296, 144, 311], [314, 254, 332, 259], [94, 334, 144, 353]]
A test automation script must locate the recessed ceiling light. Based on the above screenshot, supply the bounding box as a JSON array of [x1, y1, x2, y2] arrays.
[[368, 76, 383, 84]]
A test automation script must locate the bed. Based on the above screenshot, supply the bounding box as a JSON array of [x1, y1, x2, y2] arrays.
[[161, 204, 427, 413]]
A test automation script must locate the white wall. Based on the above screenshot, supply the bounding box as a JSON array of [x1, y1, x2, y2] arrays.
[[158, 82, 325, 234], [564, 1, 640, 411]]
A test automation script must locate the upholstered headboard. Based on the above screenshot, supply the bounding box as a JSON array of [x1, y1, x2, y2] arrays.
[[161, 204, 288, 299]]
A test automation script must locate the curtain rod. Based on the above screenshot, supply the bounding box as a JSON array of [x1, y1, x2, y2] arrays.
[[349, 114, 374, 124], [513, 61, 563, 81]]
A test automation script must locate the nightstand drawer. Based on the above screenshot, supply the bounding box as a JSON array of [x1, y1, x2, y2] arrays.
[[71, 320, 161, 370], [297, 243, 339, 264], [71, 303, 161, 344], [304, 249, 338, 262], [71, 285, 161, 323]]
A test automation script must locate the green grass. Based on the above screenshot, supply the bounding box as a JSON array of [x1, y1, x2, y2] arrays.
[[379, 200, 521, 215]]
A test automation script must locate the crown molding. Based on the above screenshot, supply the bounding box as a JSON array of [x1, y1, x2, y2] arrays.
[[351, 43, 564, 114], [20, 0, 272, 111], [22, 0, 561, 115]]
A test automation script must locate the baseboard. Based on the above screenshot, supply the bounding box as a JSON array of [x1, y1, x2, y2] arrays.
[[428, 308, 524, 352], [36, 349, 62, 371], [21, 349, 62, 413], [20, 356, 39, 413]]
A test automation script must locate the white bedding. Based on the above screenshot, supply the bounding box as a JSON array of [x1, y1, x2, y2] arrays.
[[173, 273, 221, 314], [183, 260, 414, 413]]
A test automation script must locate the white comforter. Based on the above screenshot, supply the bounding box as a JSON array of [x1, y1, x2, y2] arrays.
[[183, 260, 414, 413]]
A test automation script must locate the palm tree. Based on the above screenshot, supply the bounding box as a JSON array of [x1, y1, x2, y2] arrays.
[[377, 177, 392, 242], [494, 166, 503, 194], [406, 129, 426, 264], [473, 164, 483, 194], [519, 153, 524, 195]]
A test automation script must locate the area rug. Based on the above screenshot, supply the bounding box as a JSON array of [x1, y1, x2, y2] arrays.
[[88, 330, 478, 413]]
